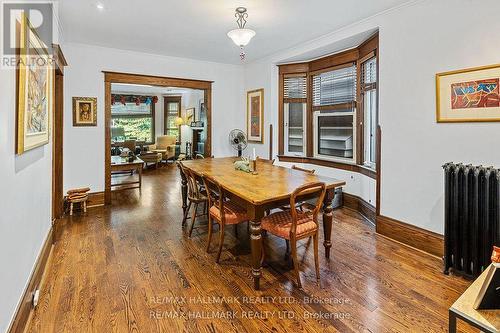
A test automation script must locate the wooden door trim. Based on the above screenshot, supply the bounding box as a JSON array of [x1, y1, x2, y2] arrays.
[[103, 71, 213, 89], [51, 44, 67, 221], [104, 71, 213, 204]]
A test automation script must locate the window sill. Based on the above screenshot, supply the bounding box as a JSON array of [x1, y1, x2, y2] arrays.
[[277, 155, 376, 179]]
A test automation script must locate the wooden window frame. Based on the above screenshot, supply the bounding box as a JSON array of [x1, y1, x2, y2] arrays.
[[359, 53, 378, 170], [277, 33, 379, 179], [111, 94, 156, 145], [164, 96, 182, 141]]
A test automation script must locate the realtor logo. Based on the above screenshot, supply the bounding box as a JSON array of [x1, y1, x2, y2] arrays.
[[1, 1, 56, 67]]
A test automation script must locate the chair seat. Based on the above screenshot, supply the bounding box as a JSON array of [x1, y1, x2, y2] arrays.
[[209, 201, 248, 225], [261, 211, 317, 239]]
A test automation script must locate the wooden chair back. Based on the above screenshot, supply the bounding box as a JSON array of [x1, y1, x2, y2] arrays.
[[179, 163, 203, 201], [289, 182, 326, 236], [292, 165, 315, 174], [202, 175, 226, 224]]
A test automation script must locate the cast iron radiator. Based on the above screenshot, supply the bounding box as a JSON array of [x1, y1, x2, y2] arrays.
[[443, 163, 500, 277]]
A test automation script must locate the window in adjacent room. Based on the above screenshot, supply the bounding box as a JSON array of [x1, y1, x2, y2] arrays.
[[312, 64, 357, 163], [361, 56, 377, 169], [111, 95, 155, 143], [164, 96, 181, 141], [283, 75, 307, 156]]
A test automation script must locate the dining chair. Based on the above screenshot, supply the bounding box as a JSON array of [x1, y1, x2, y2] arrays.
[[202, 175, 250, 263], [178, 163, 208, 235], [261, 182, 326, 288], [279, 165, 316, 212]]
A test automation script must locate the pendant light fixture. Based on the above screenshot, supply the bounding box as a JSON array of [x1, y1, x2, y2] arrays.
[[227, 7, 256, 60]]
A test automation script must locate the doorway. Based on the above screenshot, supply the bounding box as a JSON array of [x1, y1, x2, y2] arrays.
[[103, 71, 213, 204]]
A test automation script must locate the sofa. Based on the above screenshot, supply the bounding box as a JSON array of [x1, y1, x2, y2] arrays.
[[148, 135, 177, 161]]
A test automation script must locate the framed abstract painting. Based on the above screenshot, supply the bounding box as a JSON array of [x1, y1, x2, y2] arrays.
[[247, 88, 264, 143], [436, 64, 500, 122], [16, 14, 54, 154]]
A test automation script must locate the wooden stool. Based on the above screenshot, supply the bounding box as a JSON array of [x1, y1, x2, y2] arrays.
[[68, 195, 88, 216]]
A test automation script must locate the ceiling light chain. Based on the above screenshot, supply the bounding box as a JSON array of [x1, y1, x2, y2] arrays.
[[227, 7, 256, 61]]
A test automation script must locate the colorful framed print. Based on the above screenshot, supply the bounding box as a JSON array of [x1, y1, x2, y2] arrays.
[[247, 88, 264, 143], [73, 97, 97, 126], [16, 14, 54, 154], [436, 64, 500, 122]]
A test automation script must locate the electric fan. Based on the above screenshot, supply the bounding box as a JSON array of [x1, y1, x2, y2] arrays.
[[229, 129, 247, 157]]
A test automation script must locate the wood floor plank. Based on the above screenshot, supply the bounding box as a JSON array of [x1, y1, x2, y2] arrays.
[[26, 164, 474, 333]]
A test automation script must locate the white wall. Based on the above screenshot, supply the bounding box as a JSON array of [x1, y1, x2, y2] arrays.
[[0, 69, 52, 331], [243, 0, 500, 234], [63, 43, 244, 193]]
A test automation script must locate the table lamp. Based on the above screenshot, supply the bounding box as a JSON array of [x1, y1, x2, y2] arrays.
[[174, 117, 184, 126]]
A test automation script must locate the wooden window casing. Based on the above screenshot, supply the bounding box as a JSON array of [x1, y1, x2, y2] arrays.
[[278, 33, 379, 178]]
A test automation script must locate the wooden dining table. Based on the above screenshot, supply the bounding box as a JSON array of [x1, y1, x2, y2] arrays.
[[178, 157, 346, 290]]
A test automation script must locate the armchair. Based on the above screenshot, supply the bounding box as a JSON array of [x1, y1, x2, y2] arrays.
[[148, 135, 177, 161]]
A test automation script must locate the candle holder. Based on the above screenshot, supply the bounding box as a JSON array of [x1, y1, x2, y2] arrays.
[[251, 159, 258, 175]]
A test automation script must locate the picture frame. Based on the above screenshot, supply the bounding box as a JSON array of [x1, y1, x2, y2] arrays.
[[186, 107, 195, 123], [73, 97, 97, 126], [436, 64, 500, 122], [16, 14, 54, 154], [247, 88, 264, 143]]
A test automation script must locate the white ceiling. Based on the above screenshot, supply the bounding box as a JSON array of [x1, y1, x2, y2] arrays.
[[60, 0, 410, 64]]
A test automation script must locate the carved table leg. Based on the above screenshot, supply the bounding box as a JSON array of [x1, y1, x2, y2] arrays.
[[177, 163, 188, 226], [322, 188, 335, 259], [249, 208, 264, 290]]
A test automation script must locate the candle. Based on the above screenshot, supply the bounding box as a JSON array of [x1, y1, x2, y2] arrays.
[[253, 148, 256, 160]]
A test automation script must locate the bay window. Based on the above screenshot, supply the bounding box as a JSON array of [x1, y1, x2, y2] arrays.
[[278, 33, 378, 176]]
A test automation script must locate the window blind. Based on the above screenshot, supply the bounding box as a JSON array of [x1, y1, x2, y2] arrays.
[[284, 76, 307, 99], [312, 65, 356, 106], [361, 57, 377, 89]]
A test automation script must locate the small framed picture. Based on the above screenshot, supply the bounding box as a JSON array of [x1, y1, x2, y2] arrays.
[[186, 107, 195, 123], [436, 64, 500, 122], [73, 97, 97, 126]]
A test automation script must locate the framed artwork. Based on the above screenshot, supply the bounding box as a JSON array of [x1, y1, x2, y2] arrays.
[[247, 88, 264, 143], [436, 64, 500, 122], [16, 14, 54, 154], [73, 97, 97, 126], [186, 107, 195, 123]]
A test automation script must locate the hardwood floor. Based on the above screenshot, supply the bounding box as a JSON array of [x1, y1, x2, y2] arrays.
[[27, 164, 475, 333]]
